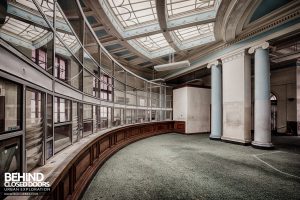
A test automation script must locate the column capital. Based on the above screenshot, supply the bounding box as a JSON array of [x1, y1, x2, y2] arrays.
[[248, 42, 269, 54], [207, 60, 221, 69]]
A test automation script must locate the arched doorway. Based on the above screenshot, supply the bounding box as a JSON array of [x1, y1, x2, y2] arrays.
[[270, 93, 277, 134]]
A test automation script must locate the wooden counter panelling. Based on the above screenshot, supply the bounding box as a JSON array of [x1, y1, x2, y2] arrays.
[[43, 121, 185, 200]]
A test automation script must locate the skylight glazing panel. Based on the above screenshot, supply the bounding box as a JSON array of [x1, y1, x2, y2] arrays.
[[167, 0, 215, 17], [1, 17, 49, 41], [174, 23, 214, 42], [135, 33, 169, 52], [16, 0, 57, 18], [107, 0, 157, 28]]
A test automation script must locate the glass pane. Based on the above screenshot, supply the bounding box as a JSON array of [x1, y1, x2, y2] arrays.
[[114, 89, 125, 104], [25, 88, 43, 172], [126, 86, 136, 105], [137, 110, 146, 123], [167, 0, 215, 17], [113, 108, 124, 127], [100, 73, 112, 101], [54, 97, 71, 123], [135, 33, 169, 52], [55, 36, 82, 90], [56, 4, 82, 59], [83, 104, 93, 120], [107, 0, 157, 28], [83, 104, 93, 137], [72, 102, 79, 143], [114, 64, 125, 82], [126, 72, 136, 88], [96, 106, 101, 131], [46, 140, 53, 160], [100, 106, 108, 130], [83, 121, 93, 137], [47, 94, 53, 139], [57, 0, 84, 45], [54, 124, 71, 153], [1, 0, 54, 74], [0, 79, 21, 134], [101, 52, 112, 75], [126, 109, 132, 124], [83, 69, 95, 96], [85, 23, 99, 63], [166, 111, 172, 120], [84, 51, 99, 76], [0, 137, 21, 186], [137, 90, 147, 106]]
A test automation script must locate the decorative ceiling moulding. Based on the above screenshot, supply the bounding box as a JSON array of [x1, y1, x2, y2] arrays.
[[248, 42, 269, 54], [218, 0, 254, 42], [207, 60, 221, 68], [220, 49, 246, 63], [163, 22, 300, 81], [236, 0, 300, 42]]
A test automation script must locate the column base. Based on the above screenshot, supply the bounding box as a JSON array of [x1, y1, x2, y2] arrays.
[[209, 135, 221, 140], [251, 141, 274, 150], [221, 136, 251, 146]]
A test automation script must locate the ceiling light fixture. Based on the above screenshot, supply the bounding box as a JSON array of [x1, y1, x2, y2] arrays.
[[154, 51, 190, 71]]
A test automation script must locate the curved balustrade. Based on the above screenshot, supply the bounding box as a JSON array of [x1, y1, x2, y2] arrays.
[[0, 0, 173, 177], [31, 121, 185, 200]]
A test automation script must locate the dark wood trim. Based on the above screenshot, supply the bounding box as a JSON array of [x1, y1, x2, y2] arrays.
[[42, 121, 185, 200]]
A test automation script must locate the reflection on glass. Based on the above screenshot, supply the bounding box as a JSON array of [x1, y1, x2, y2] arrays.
[[137, 110, 146, 123], [55, 36, 82, 90], [101, 52, 112, 75], [96, 106, 101, 131], [1, 0, 54, 74], [47, 94, 53, 138], [25, 88, 43, 172], [57, 0, 84, 45], [46, 140, 53, 160], [0, 137, 21, 187], [113, 108, 124, 127], [54, 97, 71, 123], [72, 102, 79, 143], [54, 124, 71, 153], [100, 106, 111, 129], [83, 104, 93, 137], [85, 23, 99, 62], [166, 111, 172, 120], [137, 91, 147, 106], [56, 4, 81, 59], [100, 73, 112, 101], [0, 79, 21, 134], [83, 69, 95, 96], [126, 86, 136, 105], [126, 109, 136, 124], [114, 64, 125, 82], [114, 89, 125, 104]]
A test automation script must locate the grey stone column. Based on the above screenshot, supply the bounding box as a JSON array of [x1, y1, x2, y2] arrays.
[[249, 42, 273, 148], [207, 61, 222, 139]]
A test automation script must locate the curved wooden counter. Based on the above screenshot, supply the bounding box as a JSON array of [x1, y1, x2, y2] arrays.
[[38, 121, 185, 200]]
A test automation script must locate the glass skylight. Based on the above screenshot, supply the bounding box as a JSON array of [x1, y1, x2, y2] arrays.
[[166, 0, 215, 17], [135, 33, 170, 52], [16, 0, 57, 18], [173, 23, 214, 42], [56, 32, 79, 50], [1, 17, 49, 42], [107, 0, 157, 28]]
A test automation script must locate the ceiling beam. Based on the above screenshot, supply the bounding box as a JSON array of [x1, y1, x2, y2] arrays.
[[155, 0, 185, 56]]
